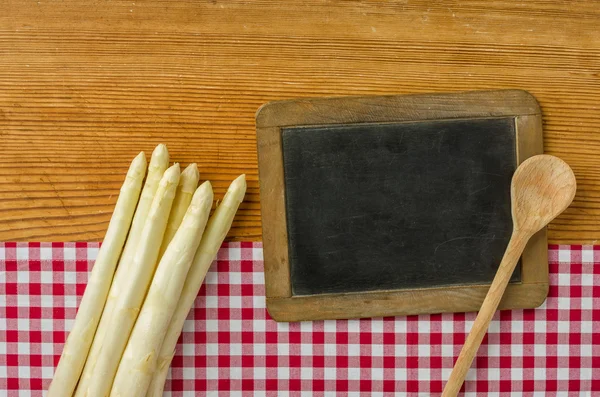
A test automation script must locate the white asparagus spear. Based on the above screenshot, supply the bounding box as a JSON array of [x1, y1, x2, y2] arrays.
[[85, 163, 180, 397], [111, 181, 213, 397], [146, 174, 246, 397], [157, 163, 199, 261], [47, 152, 147, 397], [75, 144, 169, 397]]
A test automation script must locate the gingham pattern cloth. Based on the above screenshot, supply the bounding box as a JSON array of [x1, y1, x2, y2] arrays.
[[0, 242, 598, 396]]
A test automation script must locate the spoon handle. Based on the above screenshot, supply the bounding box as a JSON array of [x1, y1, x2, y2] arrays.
[[442, 232, 529, 397]]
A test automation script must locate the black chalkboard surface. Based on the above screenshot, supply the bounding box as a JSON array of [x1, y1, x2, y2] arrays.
[[256, 90, 548, 322], [282, 118, 520, 296]]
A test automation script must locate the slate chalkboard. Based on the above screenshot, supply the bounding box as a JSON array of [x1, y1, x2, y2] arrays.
[[282, 118, 520, 295], [256, 90, 548, 322]]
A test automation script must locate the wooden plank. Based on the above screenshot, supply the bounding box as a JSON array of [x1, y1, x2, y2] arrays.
[[256, 126, 291, 298], [0, 0, 598, 242], [266, 283, 549, 322]]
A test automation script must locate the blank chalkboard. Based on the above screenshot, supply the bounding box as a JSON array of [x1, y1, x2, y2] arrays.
[[282, 118, 520, 296], [256, 90, 549, 322]]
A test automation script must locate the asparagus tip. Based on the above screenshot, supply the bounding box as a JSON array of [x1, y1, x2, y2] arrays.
[[151, 144, 169, 164], [182, 163, 200, 179]]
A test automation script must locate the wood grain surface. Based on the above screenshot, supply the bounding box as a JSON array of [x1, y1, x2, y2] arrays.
[[0, 0, 599, 243]]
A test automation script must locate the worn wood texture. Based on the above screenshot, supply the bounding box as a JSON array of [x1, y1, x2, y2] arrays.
[[0, 0, 598, 242]]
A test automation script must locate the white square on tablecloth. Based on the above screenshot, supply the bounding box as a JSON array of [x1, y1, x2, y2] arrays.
[[558, 321, 570, 333], [395, 319, 407, 333], [229, 296, 242, 309], [17, 295, 30, 308], [581, 297, 593, 310], [252, 272, 263, 285], [418, 368, 430, 381], [557, 367, 570, 380], [252, 295, 265, 309], [0, 364, 6, 379], [348, 367, 360, 381], [17, 247, 29, 260], [230, 343, 242, 356], [580, 367, 592, 380], [371, 344, 383, 357], [512, 320, 523, 333], [228, 247, 241, 261], [64, 295, 77, 308], [488, 368, 500, 381], [253, 367, 266, 380], [300, 367, 312, 380], [182, 367, 195, 380], [41, 319, 53, 332], [204, 295, 218, 309], [182, 342, 195, 357], [511, 344, 523, 356], [418, 321, 430, 333], [252, 247, 263, 261], [253, 343, 265, 356], [88, 246, 99, 261], [324, 344, 336, 356], [205, 343, 218, 356], [40, 247, 52, 260], [300, 343, 312, 356], [580, 345, 592, 357], [347, 319, 360, 333], [206, 366, 218, 379], [18, 365, 30, 379], [370, 368, 383, 381], [394, 368, 407, 381], [229, 272, 241, 285], [348, 343, 360, 356], [64, 319, 74, 331], [558, 296, 571, 310], [42, 366, 54, 379], [64, 271, 76, 285], [64, 247, 76, 261], [277, 343, 289, 355], [40, 271, 53, 284], [558, 249, 571, 263], [533, 344, 546, 357], [205, 320, 218, 332], [18, 318, 29, 331], [534, 320, 547, 333], [41, 343, 53, 356], [582, 248, 594, 263], [557, 345, 571, 356], [229, 319, 242, 333], [0, 246, 4, 261], [418, 344, 429, 357], [230, 366, 242, 380], [324, 367, 336, 380], [18, 342, 30, 355], [395, 344, 407, 357], [17, 271, 29, 283], [277, 366, 289, 379]]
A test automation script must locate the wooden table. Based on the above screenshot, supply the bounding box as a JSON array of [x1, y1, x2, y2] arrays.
[[1, 1, 598, 244]]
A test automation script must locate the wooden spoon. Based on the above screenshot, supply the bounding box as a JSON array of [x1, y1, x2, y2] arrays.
[[442, 154, 576, 396]]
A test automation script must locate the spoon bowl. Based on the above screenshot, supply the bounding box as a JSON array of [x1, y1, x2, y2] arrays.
[[511, 154, 577, 235]]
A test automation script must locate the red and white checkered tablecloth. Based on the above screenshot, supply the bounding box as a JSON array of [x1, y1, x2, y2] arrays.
[[0, 242, 599, 396]]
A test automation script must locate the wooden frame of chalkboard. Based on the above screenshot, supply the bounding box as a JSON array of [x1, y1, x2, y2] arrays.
[[256, 89, 547, 322]]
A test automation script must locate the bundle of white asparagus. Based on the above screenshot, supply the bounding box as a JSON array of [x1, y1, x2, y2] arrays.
[[47, 144, 246, 397]]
